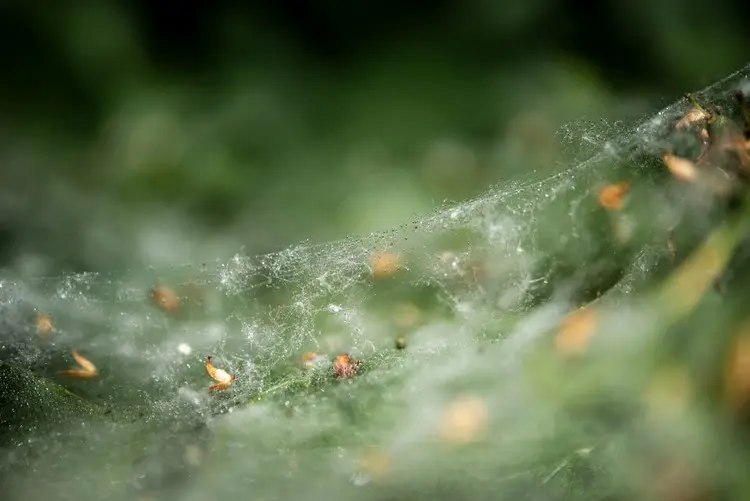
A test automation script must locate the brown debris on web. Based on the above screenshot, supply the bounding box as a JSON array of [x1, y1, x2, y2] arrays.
[[663, 90, 750, 198], [675, 94, 712, 131], [206, 356, 235, 392], [395, 336, 407, 350], [662, 153, 699, 183], [60, 351, 98, 379], [301, 351, 318, 367]]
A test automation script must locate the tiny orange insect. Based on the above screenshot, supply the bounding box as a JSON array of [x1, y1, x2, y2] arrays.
[[662, 152, 698, 182], [724, 322, 750, 412], [206, 356, 235, 392], [370, 251, 402, 280], [597, 181, 631, 211], [151, 284, 180, 313], [37, 312, 54, 337], [60, 351, 98, 379], [555, 307, 597, 355]]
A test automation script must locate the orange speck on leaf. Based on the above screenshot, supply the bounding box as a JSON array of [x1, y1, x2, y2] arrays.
[[438, 395, 489, 445], [370, 251, 402, 279], [60, 351, 98, 379], [151, 284, 180, 313], [206, 356, 235, 392], [555, 306, 597, 355], [597, 181, 631, 211]]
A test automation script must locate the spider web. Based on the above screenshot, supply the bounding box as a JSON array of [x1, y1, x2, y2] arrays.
[[1, 63, 749, 501]]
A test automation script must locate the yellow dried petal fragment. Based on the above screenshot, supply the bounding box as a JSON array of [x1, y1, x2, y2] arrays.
[[60, 351, 98, 379], [206, 356, 235, 392]]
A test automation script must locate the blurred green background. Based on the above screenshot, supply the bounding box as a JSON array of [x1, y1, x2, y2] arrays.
[[0, 0, 747, 271]]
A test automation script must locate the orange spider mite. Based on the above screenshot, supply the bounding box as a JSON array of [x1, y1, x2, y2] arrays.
[[206, 356, 236, 392], [334, 353, 360, 379], [60, 351, 98, 379]]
